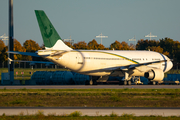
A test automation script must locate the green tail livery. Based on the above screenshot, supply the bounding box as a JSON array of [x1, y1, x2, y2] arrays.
[[35, 10, 72, 50]]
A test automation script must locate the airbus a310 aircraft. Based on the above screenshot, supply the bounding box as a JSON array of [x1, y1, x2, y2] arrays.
[[9, 10, 173, 85]]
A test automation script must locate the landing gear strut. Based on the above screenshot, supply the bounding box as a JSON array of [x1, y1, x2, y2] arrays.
[[121, 72, 132, 85], [85, 76, 97, 85]]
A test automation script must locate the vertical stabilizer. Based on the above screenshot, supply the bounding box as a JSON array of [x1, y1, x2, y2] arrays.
[[35, 10, 72, 50]]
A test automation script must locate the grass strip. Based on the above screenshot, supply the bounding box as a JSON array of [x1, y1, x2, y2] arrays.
[[0, 89, 180, 107], [0, 88, 180, 92]]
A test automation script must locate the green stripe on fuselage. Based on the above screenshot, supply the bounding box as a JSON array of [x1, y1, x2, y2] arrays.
[[40, 50, 139, 64], [72, 50, 139, 64], [98, 51, 139, 64]]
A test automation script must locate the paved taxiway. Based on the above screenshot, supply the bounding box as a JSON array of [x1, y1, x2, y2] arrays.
[[0, 85, 180, 89], [0, 107, 179, 116]]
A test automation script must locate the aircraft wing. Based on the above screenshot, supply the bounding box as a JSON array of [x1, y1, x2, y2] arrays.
[[117, 60, 167, 72], [128, 60, 166, 69], [8, 51, 40, 57]]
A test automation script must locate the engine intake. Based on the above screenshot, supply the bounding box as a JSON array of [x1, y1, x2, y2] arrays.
[[144, 68, 164, 81]]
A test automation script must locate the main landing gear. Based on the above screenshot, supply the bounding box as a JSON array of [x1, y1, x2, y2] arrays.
[[119, 80, 132, 85], [120, 72, 132, 85]]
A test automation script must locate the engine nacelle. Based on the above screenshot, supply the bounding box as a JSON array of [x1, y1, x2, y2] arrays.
[[144, 68, 164, 81]]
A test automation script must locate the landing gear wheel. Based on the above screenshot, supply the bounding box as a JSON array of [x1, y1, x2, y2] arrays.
[[124, 81, 127, 85], [85, 80, 93, 85], [89, 79, 93, 85], [128, 80, 131, 85], [153, 81, 156, 85]]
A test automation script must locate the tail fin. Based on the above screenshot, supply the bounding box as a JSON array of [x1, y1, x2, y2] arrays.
[[35, 10, 72, 50]]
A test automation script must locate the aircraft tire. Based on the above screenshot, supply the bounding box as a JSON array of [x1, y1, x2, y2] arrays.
[[89, 79, 93, 85], [153, 81, 156, 85], [124, 81, 127, 85], [128, 81, 131, 85], [85, 80, 93, 85]]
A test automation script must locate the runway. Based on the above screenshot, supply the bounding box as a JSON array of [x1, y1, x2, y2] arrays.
[[0, 107, 179, 116], [0, 85, 180, 89]]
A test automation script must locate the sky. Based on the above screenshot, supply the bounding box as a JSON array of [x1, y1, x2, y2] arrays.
[[0, 0, 180, 47]]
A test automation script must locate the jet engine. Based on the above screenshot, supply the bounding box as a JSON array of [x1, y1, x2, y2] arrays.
[[144, 68, 164, 81]]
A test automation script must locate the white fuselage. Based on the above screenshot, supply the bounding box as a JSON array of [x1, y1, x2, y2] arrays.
[[37, 50, 173, 77]]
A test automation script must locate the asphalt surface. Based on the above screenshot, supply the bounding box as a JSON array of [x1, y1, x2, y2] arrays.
[[0, 107, 179, 116], [0, 85, 180, 89]]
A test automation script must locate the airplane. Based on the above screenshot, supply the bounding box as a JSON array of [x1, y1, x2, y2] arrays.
[[8, 10, 173, 85]]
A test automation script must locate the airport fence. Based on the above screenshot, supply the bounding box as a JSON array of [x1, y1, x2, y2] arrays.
[[0, 61, 62, 69]]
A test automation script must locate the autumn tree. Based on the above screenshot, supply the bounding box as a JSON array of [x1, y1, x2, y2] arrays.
[[0, 39, 5, 53], [87, 39, 106, 50], [13, 39, 27, 60], [136, 39, 150, 50], [121, 41, 134, 50], [73, 41, 87, 49], [159, 38, 175, 58], [23, 39, 41, 52], [147, 46, 169, 56], [97, 44, 105, 50], [23, 39, 42, 61], [110, 40, 122, 50], [88, 39, 98, 49], [0, 40, 7, 62], [0, 46, 8, 63], [137, 39, 160, 50], [147, 46, 163, 53], [159, 38, 180, 62]]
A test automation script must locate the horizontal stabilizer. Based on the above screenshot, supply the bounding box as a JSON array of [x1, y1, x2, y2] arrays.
[[8, 51, 40, 57], [13, 60, 54, 64]]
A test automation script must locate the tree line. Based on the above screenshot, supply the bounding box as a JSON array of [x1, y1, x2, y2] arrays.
[[0, 37, 179, 67]]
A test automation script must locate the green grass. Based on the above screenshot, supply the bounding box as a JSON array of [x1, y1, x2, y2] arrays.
[[68, 111, 82, 117], [0, 89, 180, 107], [0, 88, 180, 92]]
